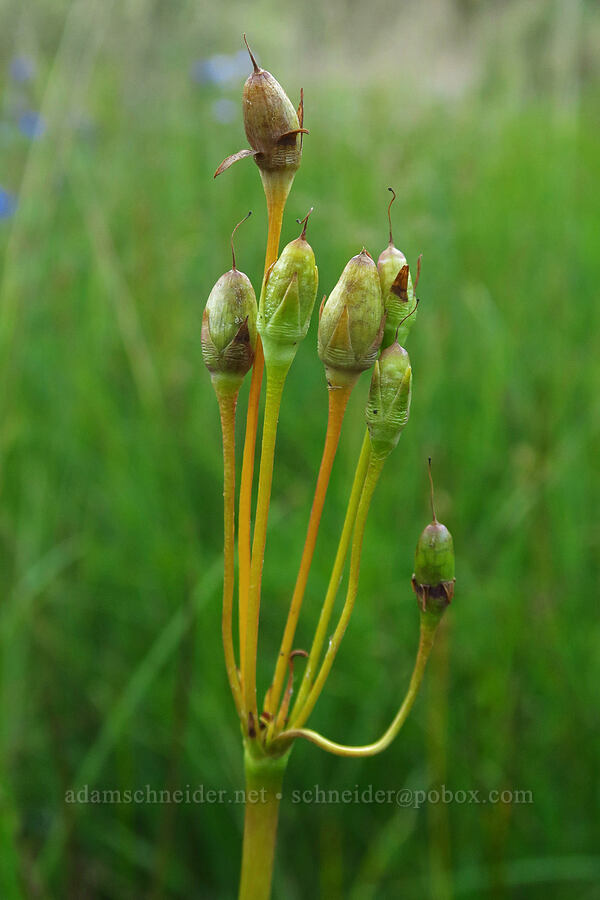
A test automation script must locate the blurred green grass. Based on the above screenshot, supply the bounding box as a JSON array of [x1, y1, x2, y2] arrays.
[[1, 1, 600, 898]]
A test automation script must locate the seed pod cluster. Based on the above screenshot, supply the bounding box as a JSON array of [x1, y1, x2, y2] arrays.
[[318, 250, 385, 389]]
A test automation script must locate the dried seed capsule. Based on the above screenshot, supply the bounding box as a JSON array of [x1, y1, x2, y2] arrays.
[[378, 189, 419, 349], [257, 210, 318, 371], [214, 37, 307, 182], [242, 39, 304, 175], [412, 460, 455, 618], [366, 343, 412, 459], [318, 249, 385, 390], [202, 214, 257, 395]]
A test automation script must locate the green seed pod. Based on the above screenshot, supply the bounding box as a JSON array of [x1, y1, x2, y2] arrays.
[[202, 214, 257, 394], [366, 343, 412, 459], [318, 249, 385, 389], [378, 189, 419, 349], [258, 211, 318, 371], [412, 461, 455, 618]]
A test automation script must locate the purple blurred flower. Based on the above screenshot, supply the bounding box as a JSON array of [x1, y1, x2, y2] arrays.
[[212, 98, 236, 123], [190, 50, 250, 86], [18, 110, 46, 140], [0, 187, 17, 220], [10, 55, 36, 83]]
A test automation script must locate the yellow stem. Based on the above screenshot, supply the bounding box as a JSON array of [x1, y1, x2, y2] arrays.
[[243, 367, 289, 726], [266, 384, 354, 733], [277, 618, 438, 757], [218, 389, 243, 715], [288, 430, 371, 724], [238, 173, 291, 692], [289, 453, 385, 731]]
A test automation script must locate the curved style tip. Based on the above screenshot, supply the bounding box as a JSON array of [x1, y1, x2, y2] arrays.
[[230, 211, 252, 270], [296, 206, 314, 239], [387, 187, 397, 245], [393, 297, 419, 343]]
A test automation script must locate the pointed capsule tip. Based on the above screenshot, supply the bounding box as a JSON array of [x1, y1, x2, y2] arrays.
[[427, 457, 438, 523], [243, 34, 260, 73]]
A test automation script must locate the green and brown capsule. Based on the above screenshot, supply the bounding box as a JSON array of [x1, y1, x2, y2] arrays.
[[318, 249, 385, 390], [366, 342, 412, 460], [412, 460, 455, 619], [257, 210, 318, 372], [378, 189, 419, 349], [201, 214, 258, 395]]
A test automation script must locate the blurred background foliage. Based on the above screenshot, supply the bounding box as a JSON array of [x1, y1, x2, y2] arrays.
[[0, 0, 599, 897]]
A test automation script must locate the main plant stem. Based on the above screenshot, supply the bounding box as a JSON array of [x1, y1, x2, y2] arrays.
[[239, 749, 289, 900], [266, 385, 353, 732], [289, 430, 371, 722], [218, 389, 243, 714], [238, 173, 291, 683]]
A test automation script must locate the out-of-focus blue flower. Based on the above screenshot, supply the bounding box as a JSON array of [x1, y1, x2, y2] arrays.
[[0, 187, 17, 220], [211, 98, 236, 124], [10, 55, 36, 83], [190, 50, 251, 86], [18, 110, 46, 140]]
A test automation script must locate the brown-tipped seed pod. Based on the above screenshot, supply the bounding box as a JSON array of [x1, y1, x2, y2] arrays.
[[412, 461, 455, 618], [318, 249, 385, 389], [366, 342, 412, 459], [243, 42, 304, 175], [214, 37, 306, 182], [258, 210, 318, 372], [202, 215, 258, 395], [378, 189, 419, 349]]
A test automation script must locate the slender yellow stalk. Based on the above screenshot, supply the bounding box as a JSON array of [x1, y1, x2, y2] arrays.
[[288, 430, 371, 724], [243, 367, 289, 725], [238, 174, 291, 685], [276, 619, 437, 756], [218, 390, 243, 715], [266, 384, 354, 732], [289, 453, 385, 731]]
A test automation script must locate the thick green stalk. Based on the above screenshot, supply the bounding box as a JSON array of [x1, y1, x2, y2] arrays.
[[238, 748, 289, 900], [288, 430, 371, 724], [289, 452, 385, 730]]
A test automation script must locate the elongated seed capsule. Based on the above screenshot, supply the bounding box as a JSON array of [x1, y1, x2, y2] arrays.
[[257, 210, 318, 371], [318, 249, 385, 390], [412, 460, 455, 618], [366, 342, 412, 460], [202, 214, 257, 395], [378, 188, 418, 349], [214, 37, 307, 180]]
